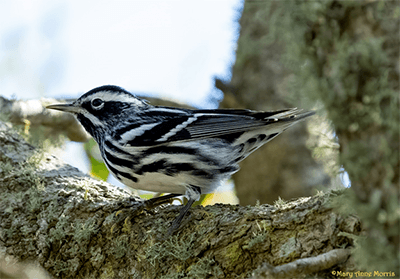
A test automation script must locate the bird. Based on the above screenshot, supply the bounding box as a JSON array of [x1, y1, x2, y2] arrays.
[[47, 85, 315, 234]]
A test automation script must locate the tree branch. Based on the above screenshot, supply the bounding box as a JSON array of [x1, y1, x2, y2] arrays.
[[251, 248, 352, 278], [0, 96, 90, 142], [0, 121, 359, 278]]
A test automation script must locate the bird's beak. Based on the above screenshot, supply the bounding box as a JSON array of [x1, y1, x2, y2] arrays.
[[46, 103, 81, 114]]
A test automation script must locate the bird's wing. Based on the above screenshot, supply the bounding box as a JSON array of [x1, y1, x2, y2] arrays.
[[117, 107, 314, 147]]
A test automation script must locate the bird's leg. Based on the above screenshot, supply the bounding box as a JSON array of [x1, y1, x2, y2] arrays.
[[144, 193, 182, 209], [167, 185, 201, 235], [111, 193, 182, 234], [167, 198, 196, 235]]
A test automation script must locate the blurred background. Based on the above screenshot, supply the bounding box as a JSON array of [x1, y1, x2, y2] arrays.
[[0, 1, 241, 106]]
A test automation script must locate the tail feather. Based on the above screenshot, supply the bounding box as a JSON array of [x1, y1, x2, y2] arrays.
[[265, 108, 315, 122]]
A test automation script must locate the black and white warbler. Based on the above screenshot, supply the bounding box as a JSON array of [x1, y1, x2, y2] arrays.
[[47, 85, 314, 233]]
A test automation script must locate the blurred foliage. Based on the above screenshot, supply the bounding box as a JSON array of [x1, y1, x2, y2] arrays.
[[256, 0, 399, 273], [0, 112, 66, 153], [306, 112, 344, 187], [84, 139, 109, 181]]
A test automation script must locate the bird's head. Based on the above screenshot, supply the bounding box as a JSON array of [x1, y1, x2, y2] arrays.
[[47, 85, 147, 139]]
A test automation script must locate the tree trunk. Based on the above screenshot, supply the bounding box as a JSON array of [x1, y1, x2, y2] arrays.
[[217, 1, 331, 206], [225, 0, 399, 274]]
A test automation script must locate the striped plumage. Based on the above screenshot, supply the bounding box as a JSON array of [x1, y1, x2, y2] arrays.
[[47, 85, 314, 232]]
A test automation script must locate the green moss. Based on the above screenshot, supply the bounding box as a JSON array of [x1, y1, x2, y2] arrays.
[[145, 233, 196, 267], [222, 241, 241, 264], [89, 246, 105, 269], [26, 150, 47, 167], [279, 237, 298, 258], [53, 259, 70, 277], [159, 271, 185, 279], [44, 200, 63, 222], [246, 233, 266, 250], [111, 234, 129, 259], [12, 161, 44, 186], [49, 214, 71, 242], [0, 161, 13, 174], [99, 262, 115, 279], [2, 221, 18, 239], [0, 159, 47, 217], [73, 218, 98, 243], [187, 256, 224, 278], [26, 183, 44, 212], [245, 220, 271, 250], [273, 197, 286, 209]]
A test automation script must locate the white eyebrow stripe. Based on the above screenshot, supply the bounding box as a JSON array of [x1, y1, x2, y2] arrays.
[[80, 91, 144, 106]]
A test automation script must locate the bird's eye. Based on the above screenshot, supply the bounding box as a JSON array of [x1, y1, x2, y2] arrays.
[[91, 98, 104, 110]]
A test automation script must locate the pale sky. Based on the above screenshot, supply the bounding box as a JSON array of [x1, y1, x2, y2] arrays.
[[1, 0, 242, 108]]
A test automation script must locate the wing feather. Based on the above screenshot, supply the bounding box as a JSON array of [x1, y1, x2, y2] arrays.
[[120, 107, 314, 146]]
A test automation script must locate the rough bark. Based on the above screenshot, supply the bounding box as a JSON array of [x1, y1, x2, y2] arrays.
[[0, 122, 359, 278]]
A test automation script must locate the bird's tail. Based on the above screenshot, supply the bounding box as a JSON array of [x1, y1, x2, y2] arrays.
[[264, 108, 315, 122]]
